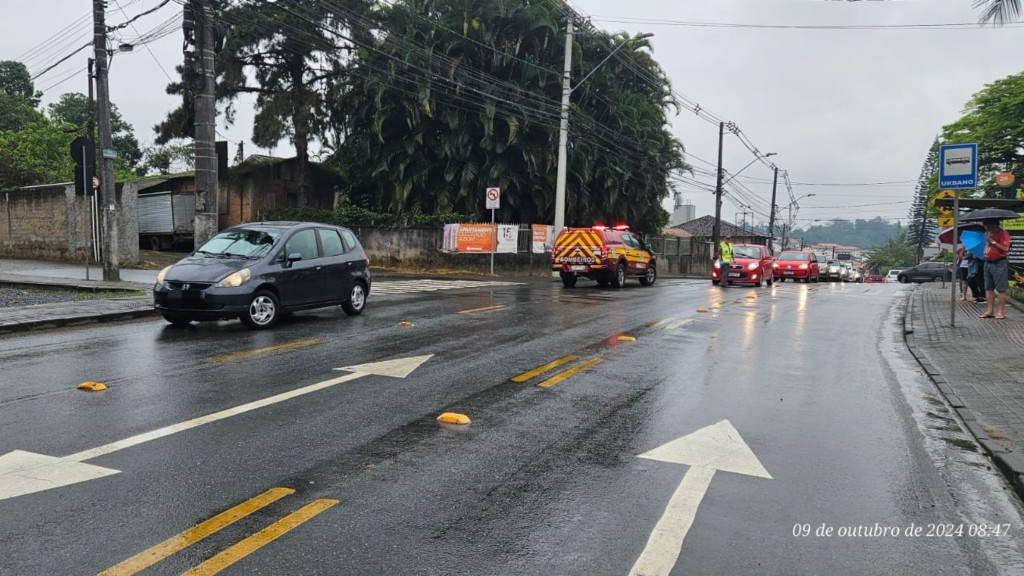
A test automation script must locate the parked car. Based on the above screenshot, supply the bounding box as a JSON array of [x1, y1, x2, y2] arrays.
[[822, 260, 842, 282], [153, 221, 371, 329], [897, 262, 953, 284], [773, 250, 820, 283], [886, 269, 902, 282], [713, 244, 774, 287], [551, 225, 656, 288], [848, 266, 862, 283], [865, 274, 885, 284]]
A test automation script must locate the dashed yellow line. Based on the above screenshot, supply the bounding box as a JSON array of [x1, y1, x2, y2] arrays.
[[538, 358, 604, 388], [512, 355, 579, 382], [458, 305, 511, 314], [97, 487, 295, 576], [207, 339, 320, 363], [182, 499, 339, 576]]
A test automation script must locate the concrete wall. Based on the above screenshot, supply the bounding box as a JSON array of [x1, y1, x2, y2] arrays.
[[0, 182, 138, 263]]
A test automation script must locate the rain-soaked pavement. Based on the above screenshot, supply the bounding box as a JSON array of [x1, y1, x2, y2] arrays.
[[1, 277, 1023, 575]]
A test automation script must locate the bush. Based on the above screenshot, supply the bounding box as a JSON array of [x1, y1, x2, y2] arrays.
[[264, 206, 475, 229]]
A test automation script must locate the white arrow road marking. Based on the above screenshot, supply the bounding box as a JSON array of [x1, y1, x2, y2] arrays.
[[628, 420, 770, 576], [0, 354, 433, 502]]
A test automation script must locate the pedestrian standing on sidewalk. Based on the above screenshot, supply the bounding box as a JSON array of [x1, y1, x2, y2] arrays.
[[981, 219, 1011, 319], [957, 246, 970, 301], [967, 252, 985, 302]]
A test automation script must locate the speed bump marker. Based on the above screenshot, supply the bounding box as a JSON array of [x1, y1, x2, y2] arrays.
[[77, 382, 107, 391], [437, 412, 471, 425], [398, 321, 414, 327], [617, 336, 636, 342], [696, 308, 709, 313]]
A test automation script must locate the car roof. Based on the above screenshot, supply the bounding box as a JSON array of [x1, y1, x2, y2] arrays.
[[225, 221, 342, 233]]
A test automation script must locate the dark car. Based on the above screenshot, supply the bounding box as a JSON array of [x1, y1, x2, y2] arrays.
[[897, 261, 953, 284], [154, 221, 371, 329]]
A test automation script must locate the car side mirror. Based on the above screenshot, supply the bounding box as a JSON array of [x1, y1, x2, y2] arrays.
[[285, 252, 303, 267]]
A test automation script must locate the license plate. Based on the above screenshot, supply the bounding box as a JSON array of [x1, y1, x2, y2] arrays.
[[784, 271, 794, 275], [728, 272, 741, 278], [570, 265, 587, 271]]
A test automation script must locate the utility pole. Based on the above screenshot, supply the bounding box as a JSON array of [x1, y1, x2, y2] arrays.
[[93, 0, 119, 281], [190, 0, 219, 247], [712, 121, 725, 255], [553, 18, 573, 240], [768, 167, 778, 253]]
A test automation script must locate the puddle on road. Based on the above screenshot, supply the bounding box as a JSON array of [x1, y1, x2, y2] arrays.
[[881, 297, 1024, 573]]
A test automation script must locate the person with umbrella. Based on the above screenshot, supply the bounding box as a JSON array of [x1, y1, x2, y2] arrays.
[[981, 218, 1012, 319]]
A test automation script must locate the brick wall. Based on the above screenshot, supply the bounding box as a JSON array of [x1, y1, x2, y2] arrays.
[[0, 183, 138, 263]]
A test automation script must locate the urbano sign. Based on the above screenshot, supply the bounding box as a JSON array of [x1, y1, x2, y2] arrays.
[[938, 143, 977, 190]]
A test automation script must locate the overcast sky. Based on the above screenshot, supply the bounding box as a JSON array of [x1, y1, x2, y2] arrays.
[[4, 0, 1021, 233]]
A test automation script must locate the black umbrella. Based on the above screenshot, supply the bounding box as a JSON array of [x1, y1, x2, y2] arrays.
[[960, 208, 1021, 221]]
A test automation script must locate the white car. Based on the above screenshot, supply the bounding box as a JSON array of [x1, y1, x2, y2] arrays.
[[886, 269, 902, 283]]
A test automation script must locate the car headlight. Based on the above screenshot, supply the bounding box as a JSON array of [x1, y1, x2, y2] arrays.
[[156, 265, 172, 284], [215, 268, 251, 288], [772, 262, 779, 268], [714, 260, 721, 269], [799, 264, 809, 269], [747, 262, 758, 270]]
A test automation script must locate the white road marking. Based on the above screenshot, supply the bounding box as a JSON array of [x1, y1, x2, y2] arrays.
[[0, 355, 433, 502], [628, 420, 771, 576]]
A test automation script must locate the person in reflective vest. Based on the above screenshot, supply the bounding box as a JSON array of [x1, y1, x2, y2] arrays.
[[720, 235, 734, 265]]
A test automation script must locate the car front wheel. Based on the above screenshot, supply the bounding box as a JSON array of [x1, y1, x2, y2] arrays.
[[342, 281, 367, 316], [241, 290, 281, 329], [932, 275, 943, 282]]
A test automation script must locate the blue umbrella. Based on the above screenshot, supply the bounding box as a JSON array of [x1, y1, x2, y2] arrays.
[[961, 230, 985, 259]]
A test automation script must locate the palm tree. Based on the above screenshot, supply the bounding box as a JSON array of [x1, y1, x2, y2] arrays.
[[976, 0, 1021, 24]]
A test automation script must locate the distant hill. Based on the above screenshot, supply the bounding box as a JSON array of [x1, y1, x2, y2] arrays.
[[750, 218, 902, 249]]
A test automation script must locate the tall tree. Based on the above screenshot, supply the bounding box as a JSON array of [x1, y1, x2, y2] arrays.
[[334, 0, 686, 232], [48, 93, 143, 176], [908, 139, 939, 263], [0, 61, 41, 106]]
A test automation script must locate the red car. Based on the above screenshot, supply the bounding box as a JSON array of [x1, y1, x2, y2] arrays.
[[712, 244, 774, 287], [772, 250, 820, 283], [865, 274, 885, 284]]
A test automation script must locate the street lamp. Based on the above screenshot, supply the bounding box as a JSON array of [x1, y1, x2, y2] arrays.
[[553, 28, 654, 240], [781, 193, 815, 250]]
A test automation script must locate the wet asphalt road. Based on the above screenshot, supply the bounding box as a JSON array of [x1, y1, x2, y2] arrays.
[[2, 277, 1024, 575]]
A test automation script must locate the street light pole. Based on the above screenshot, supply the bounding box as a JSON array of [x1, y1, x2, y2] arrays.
[[93, 0, 119, 281], [553, 27, 653, 239], [768, 167, 778, 252]]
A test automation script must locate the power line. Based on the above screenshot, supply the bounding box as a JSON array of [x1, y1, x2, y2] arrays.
[[589, 16, 1024, 30]]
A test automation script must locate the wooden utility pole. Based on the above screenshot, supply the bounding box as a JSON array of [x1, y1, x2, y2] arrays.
[[192, 0, 219, 246], [93, 0, 119, 281], [768, 167, 779, 253], [711, 122, 725, 255]]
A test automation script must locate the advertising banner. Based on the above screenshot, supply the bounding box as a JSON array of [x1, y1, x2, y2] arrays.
[[531, 224, 555, 253], [455, 223, 495, 253], [497, 225, 518, 253], [443, 223, 459, 252]]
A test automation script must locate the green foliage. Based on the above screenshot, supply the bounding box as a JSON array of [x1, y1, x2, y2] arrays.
[[941, 70, 1024, 197], [138, 143, 195, 176], [865, 231, 917, 273], [0, 61, 41, 106], [0, 116, 76, 189], [332, 0, 686, 234], [47, 93, 144, 176], [265, 205, 474, 228]]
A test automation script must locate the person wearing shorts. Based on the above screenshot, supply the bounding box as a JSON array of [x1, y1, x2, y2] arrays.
[[981, 219, 1011, 319]]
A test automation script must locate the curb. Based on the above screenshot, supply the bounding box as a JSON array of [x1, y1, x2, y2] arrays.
[[901, 288, 1024, 501], [0, 307, 157, 335]]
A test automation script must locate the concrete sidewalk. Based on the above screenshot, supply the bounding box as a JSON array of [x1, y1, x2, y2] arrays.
[[905, 282, 1024, 498]]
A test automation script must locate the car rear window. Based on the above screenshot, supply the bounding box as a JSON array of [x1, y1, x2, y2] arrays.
[[318, 229, 346, 257], [778, 252, 808, 261]]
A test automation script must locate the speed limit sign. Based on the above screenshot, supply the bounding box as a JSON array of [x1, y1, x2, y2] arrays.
[[485, 187, 500, 209]]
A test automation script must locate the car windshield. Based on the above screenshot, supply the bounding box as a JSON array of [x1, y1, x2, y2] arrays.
[[196, 229, 280, 258], [733, 247, 760, 259], [778, 252, 808, 261]]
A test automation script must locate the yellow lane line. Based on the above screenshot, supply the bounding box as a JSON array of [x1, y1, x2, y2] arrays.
[[538, 358, 604, 388], [97, 487, 295, 576], [457, 305, 510, 314], [665, 319, 694, 330], [182, 499, 340, 576], [511, 355, 579, 382], [648, 317, 676, 328], [207, 339, 320, 363]]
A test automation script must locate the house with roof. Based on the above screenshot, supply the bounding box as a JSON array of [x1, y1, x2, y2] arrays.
[[669, 215, 769, 247]]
